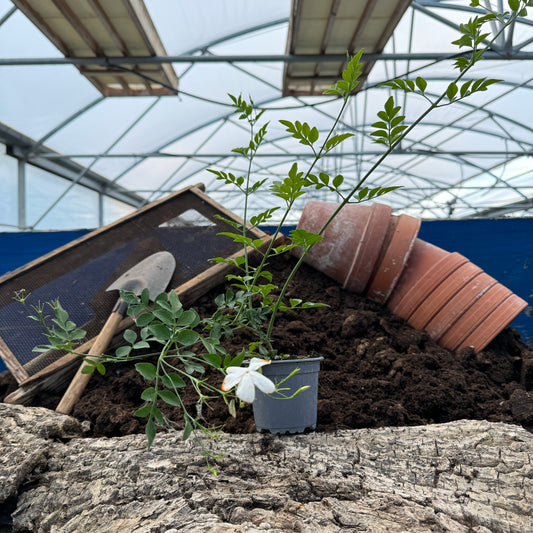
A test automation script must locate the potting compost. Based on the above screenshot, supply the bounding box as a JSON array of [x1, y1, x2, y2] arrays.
[[1, 250, 532, 437]]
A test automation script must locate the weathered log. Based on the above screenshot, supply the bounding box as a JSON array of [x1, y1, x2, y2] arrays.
[[1, 403, 532, 532]]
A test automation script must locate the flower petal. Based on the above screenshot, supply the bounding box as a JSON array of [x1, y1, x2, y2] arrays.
[[226, 365, 247, 376], [248, 358, 271, 372], [221, 370, 242, 391], [236, 373, 256, 403], [251, 371, 275, 394]]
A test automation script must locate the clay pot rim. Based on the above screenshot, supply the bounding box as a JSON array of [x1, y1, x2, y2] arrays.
[[408, 261, 484, 330], [424, 272, 498, 342], [457, 293, 528, 352], [366, 213, 421, 303], [391, 252, 469, 320], [344, 203, 392, 293], [439, 283, 513, 351]]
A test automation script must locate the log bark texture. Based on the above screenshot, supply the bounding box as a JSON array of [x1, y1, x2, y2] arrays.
[[1, 403, 532, 533]]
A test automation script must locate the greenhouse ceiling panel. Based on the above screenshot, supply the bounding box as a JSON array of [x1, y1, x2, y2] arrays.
[[283, 0, 412, 96], [11, 0, 179, 96]]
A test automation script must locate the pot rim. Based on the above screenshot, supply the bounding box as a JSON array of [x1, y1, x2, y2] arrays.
[[244, 355, 324, 365], [269, 355, 324, 364]]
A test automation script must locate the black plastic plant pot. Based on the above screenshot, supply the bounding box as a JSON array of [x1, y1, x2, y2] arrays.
[[252, 356, 323, 434]]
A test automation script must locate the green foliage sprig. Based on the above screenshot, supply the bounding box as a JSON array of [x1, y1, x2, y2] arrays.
[[14, 289, 87, 354], [91, 288, 233, 448]]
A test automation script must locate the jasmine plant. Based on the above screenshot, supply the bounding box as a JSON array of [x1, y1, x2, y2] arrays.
[[206, 0, 528, 375]]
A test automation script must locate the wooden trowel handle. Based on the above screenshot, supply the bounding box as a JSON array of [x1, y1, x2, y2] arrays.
[[56, 300, 127, 415]]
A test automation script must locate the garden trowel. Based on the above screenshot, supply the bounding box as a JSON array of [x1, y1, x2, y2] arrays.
[[56, 251, 176, 415]]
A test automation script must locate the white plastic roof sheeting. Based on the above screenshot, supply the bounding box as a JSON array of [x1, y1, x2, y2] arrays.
[[0, 0, 531, 230]]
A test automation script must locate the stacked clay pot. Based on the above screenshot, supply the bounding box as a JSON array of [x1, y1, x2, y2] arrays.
[[295, 201, 420, 302], [296, 200, 528, 353]]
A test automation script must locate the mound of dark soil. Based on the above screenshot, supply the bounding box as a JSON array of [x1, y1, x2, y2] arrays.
[[2, 252, 532, 437]]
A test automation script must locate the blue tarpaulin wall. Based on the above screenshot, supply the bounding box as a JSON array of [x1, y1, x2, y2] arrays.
[[0, 230, 89, 275], [1, 220, 531, 372]]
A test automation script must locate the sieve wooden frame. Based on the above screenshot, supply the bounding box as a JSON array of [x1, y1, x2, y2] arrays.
[[0, 184, 268, 386]]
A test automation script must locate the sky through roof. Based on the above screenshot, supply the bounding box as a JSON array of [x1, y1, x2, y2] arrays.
[[0, 0, 531, 231]]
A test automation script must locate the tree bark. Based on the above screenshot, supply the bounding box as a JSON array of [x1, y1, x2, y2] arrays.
[[1, 403, 532, 532]]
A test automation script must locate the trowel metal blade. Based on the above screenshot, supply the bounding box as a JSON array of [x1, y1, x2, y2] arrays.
[[106, 251, 176, 300]]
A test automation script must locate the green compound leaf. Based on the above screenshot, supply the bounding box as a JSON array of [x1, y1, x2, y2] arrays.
[[148, 323, 172, 341], [152, 407, 164, 425], [141, 387, 157, 402], [135, 362, 157, 381], [184, 361, 205, 375], [134, 405, 151, 418], [80, 363, 96, 374], [212, 214, 243, 230], [176, 309, 201, 328], [228, 399, 236, 417], [203, 352, 222, 368], [299, 301, 329, 308], [176, 328, 200, 346], [415, 76, 427, 92], [226, 351, 245, 369], [123, 329, 137, 344], [289, 228, 323, 249], [390, 115, 405, 127], [161, 372, 186, 389], [136, 312, 154, 327], [133, 341, 150, 350], [249, 207, 280, 227], [70, 329, 87, 340], [324, 132, 354, 152], [460, 79, 474, 97], [115, 345, 131, 358], [153, 309, 174, 325], [145, 418, 156, 449], [158, 389, 181, 406], [446, 82, 459, 101], [120, 291, 140, 305], [183, 419, 193, 441], [140, 288, 150, 306], [332, 174, 344, 188], [154, 292, 171, 310], [54, 304, 68, 324], [324, 49, 363, 96]]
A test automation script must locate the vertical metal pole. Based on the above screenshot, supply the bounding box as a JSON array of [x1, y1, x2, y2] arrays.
[[17, 159, 26, 230], [98, 192, 104, 227]]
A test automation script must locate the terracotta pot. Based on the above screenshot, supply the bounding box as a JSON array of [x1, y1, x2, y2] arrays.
[[388, 239, 448, 315], [388, 245, 469, 320], [296, 201, 371, 285], [438, 283, 513, 351], [343, 202, 392, 293], [387, 239, 527, 352], [456, 293, 528, 352], [407, 261, 484, 331], [423, 272, 498, 342], [295, 200, 527, 354], [366, 213, 421, 303]]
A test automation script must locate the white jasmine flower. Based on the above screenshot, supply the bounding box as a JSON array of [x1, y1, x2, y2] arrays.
[[221, 358, 275, 403]]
